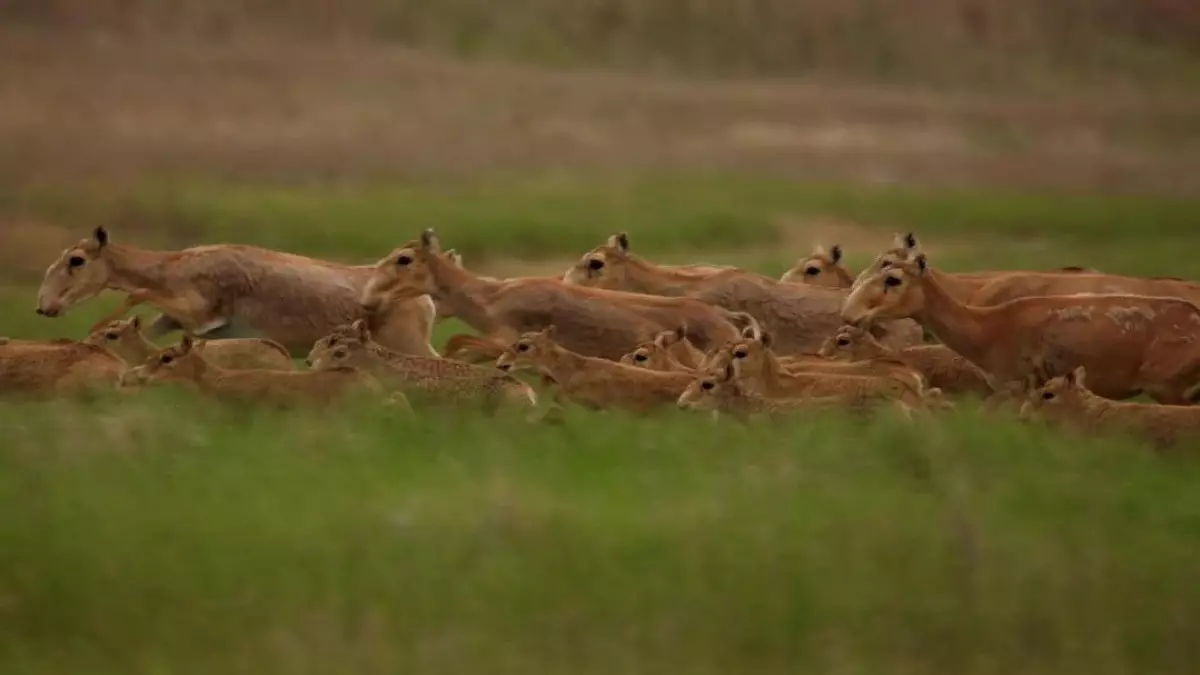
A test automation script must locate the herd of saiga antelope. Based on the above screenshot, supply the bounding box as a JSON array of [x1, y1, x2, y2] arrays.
[[8, 226, 1200, 450]]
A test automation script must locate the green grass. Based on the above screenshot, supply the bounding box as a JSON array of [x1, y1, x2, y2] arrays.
[[6, 174, 1200, 276], [0, 393, 1197, 675]]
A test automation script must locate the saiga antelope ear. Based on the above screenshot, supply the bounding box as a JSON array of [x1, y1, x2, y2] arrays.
[[722, 363, 736, 381], [419, 229, 442, 253], [914, 254, 929, 274], [891, 231, 918, 251], [93, 226, 109, 248], [829, 244, 843, 263], [738, 315, 763, 341], [812, 243, 827, 257], [1067, 366, 1087, 387], [179, 335, 194, 353], [607, 232, 630, 253], [351, 319, 372, 341], [759, 331, 773, 349], [130, 315, 142, 330]]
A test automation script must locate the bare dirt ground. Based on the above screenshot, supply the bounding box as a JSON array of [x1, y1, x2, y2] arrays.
[[1, 32, 1197, 193]]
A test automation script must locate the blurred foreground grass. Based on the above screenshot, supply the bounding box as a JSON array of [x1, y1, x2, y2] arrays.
[[0, 392, 1198, 675]]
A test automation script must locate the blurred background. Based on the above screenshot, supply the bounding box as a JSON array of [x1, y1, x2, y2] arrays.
[[0, 0, 1198, 332]]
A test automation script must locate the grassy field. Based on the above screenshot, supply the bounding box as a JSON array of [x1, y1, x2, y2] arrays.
[[1, 392, 1199, 675]]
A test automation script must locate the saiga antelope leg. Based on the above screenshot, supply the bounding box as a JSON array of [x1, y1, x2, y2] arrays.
[[89, 288, 226, 337], [144, 313, 185, 338], [88, 289, 155, 333], [189, 321, 265, 341], [147, 313, 251, 341]]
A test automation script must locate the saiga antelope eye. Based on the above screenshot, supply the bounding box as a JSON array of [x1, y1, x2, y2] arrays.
[[68, 256, 85, 268], [701, 381, 715, 390], [884, 276, 902, 287], [804, 267, 820, 276], [587, 259, 604, 271], [396, 255, 412, 266]]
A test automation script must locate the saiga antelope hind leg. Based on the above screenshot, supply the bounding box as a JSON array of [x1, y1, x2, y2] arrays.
[[1139, 354, 1200, 405], [144, 312, 266, 350], [144, 313, 185, 338]]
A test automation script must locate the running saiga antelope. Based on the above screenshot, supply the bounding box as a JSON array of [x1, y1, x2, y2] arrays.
[[723, 327, 931, 391], [86, 316, 295, 370], [619, 326, 708, 372], [880, 236, 1195, 308], [0, 339, 126, 397], [851, 233, 1041, 295], [851, 233, 1130, 307], [720, 332, 929, 407], [440, 249, 722, 363], [36, 227, 438, 357], [620, 339, 693, 373], [779, 244, 854, 288], [125, 335, 406, 411], [359, 229, 750, 362], [561, 231, 923, 354], [1021, 367, 1200, 452], [437, 249, 569, 364], [970, 268, 1200, 307], [305, 319, 539, 413], [495, 326, 694, 413], [842, 253, 1200, 404], [676, 361, 918, 422], [818, 324, 991, 397]]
